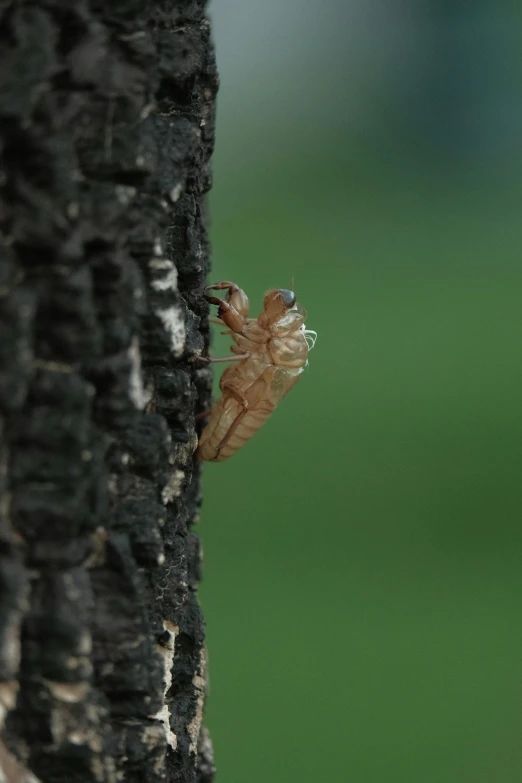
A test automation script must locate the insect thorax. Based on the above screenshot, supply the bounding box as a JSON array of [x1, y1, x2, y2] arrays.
[[268, 330, 308, 368]]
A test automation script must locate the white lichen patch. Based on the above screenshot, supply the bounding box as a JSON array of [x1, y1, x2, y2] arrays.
[[151, 620, 179, 752], [67, 730, 90, 746], [141, 382, 155, 410], [128, 338, 146, 409], [0, 738, 41, 783], [51, 715, 103, 762], [0, 681, 19, 728], [171, 430, 199, 468], [149, 258, 173, 271], [149, 259, 178, 293], [140, 102, 155, 120], [188, 648, 207, 754], [91, 754, 111, 783], [197, 726, 214, 774], [66, 202, 79, 220], [155, 306, 185, 356], [140, 724, 166, 776], [32, 359, 75, 373], [50, 708, 76, 747], [65, 631, 92, 675], [3, 612, 21, 674], [78, 631, 92, 655], [170, 183, 183, 202], [44, 680, 94, 749], [84, 528, 108, 568], [115, 185, 136, 205], [161, 469, 185, 505], [44, 681, 89, 703]]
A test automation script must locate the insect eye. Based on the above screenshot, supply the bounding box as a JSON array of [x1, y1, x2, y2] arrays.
[[279, 289, 296, 309]]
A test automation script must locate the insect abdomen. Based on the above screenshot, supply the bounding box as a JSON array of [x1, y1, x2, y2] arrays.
[[198, 401, 273, 462]]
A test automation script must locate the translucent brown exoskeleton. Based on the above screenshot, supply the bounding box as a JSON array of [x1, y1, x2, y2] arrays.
[[197, 281, 316, 462]]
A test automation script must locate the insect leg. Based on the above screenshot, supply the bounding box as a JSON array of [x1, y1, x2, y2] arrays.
[[205, 281, 239, 293], [205, 281, 250, 317], [205, 295, 246, 334], [213, 385, 250, 458], [210, 354, 249, 363], [220, 384, 248, 408], [197, 354, 249, 364], [195, 407, 213, 421]]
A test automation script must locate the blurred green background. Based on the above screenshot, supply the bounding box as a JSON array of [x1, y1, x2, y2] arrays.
[[199, 2, 522, 781]]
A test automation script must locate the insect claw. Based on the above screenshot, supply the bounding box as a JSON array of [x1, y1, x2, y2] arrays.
[[204, 281, 250, 319], [204, 294, 227, 309], [204, 294, 247, 333], [205, 281, 240, 292]]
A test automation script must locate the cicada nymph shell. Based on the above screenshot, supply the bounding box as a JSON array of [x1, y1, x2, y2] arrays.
[[198, 283, 316, 462]]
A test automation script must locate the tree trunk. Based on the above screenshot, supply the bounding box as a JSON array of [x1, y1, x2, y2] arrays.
[[0, 1, 217, 781]]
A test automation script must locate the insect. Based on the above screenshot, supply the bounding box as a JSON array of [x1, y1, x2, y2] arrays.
[[197, 281, 316, 462]]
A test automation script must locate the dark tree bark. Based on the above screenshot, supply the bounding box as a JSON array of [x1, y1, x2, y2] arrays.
[[0, 1, 217, 781]]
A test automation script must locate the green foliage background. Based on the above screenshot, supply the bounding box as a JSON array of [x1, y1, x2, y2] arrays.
[[199, 6, 522, 780]]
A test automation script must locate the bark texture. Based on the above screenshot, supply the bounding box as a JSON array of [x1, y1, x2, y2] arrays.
[[0, 1, 217, 781]]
